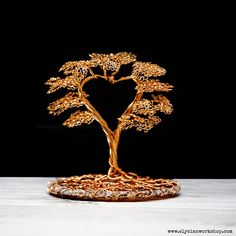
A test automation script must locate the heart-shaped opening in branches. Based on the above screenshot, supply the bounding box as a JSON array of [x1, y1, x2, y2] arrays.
[[84, 79, 136, 131]]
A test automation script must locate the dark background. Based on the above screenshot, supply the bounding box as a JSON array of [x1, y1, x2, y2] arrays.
[[1, 3, 234, 178]]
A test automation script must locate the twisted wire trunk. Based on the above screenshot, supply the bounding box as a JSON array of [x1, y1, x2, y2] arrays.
[[80, 89, 123, 176], [106, 127, 123, 176]]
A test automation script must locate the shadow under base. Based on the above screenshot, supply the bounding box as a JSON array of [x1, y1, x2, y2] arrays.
[[48, 173, 180, 201]]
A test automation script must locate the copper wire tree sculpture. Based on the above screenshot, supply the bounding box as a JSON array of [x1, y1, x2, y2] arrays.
[[46, 52, 180, 201]]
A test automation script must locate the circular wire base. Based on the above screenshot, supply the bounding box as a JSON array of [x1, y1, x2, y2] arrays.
[[48, 173, 180, 201]]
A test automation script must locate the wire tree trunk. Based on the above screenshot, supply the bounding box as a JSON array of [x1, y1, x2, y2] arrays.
[[107, 127, 122, 176], [79, 88, 123, 176]]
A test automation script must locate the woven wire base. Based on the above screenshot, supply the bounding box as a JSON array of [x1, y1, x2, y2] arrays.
[[48, 173, 180, 201]]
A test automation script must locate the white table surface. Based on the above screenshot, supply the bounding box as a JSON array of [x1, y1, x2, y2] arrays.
[[0, 178, 235, 236]]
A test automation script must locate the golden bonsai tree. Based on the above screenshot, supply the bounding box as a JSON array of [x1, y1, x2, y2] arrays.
[[46, 52, 180, 201]]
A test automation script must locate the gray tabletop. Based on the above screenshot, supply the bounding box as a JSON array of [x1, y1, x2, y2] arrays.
[[0, 178, 235, 236]]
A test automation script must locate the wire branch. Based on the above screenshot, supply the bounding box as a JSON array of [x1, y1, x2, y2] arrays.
[[113, 76, 133, 83]]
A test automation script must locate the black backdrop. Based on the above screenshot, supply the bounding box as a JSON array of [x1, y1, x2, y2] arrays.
[[1, 3, 234, 178]]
